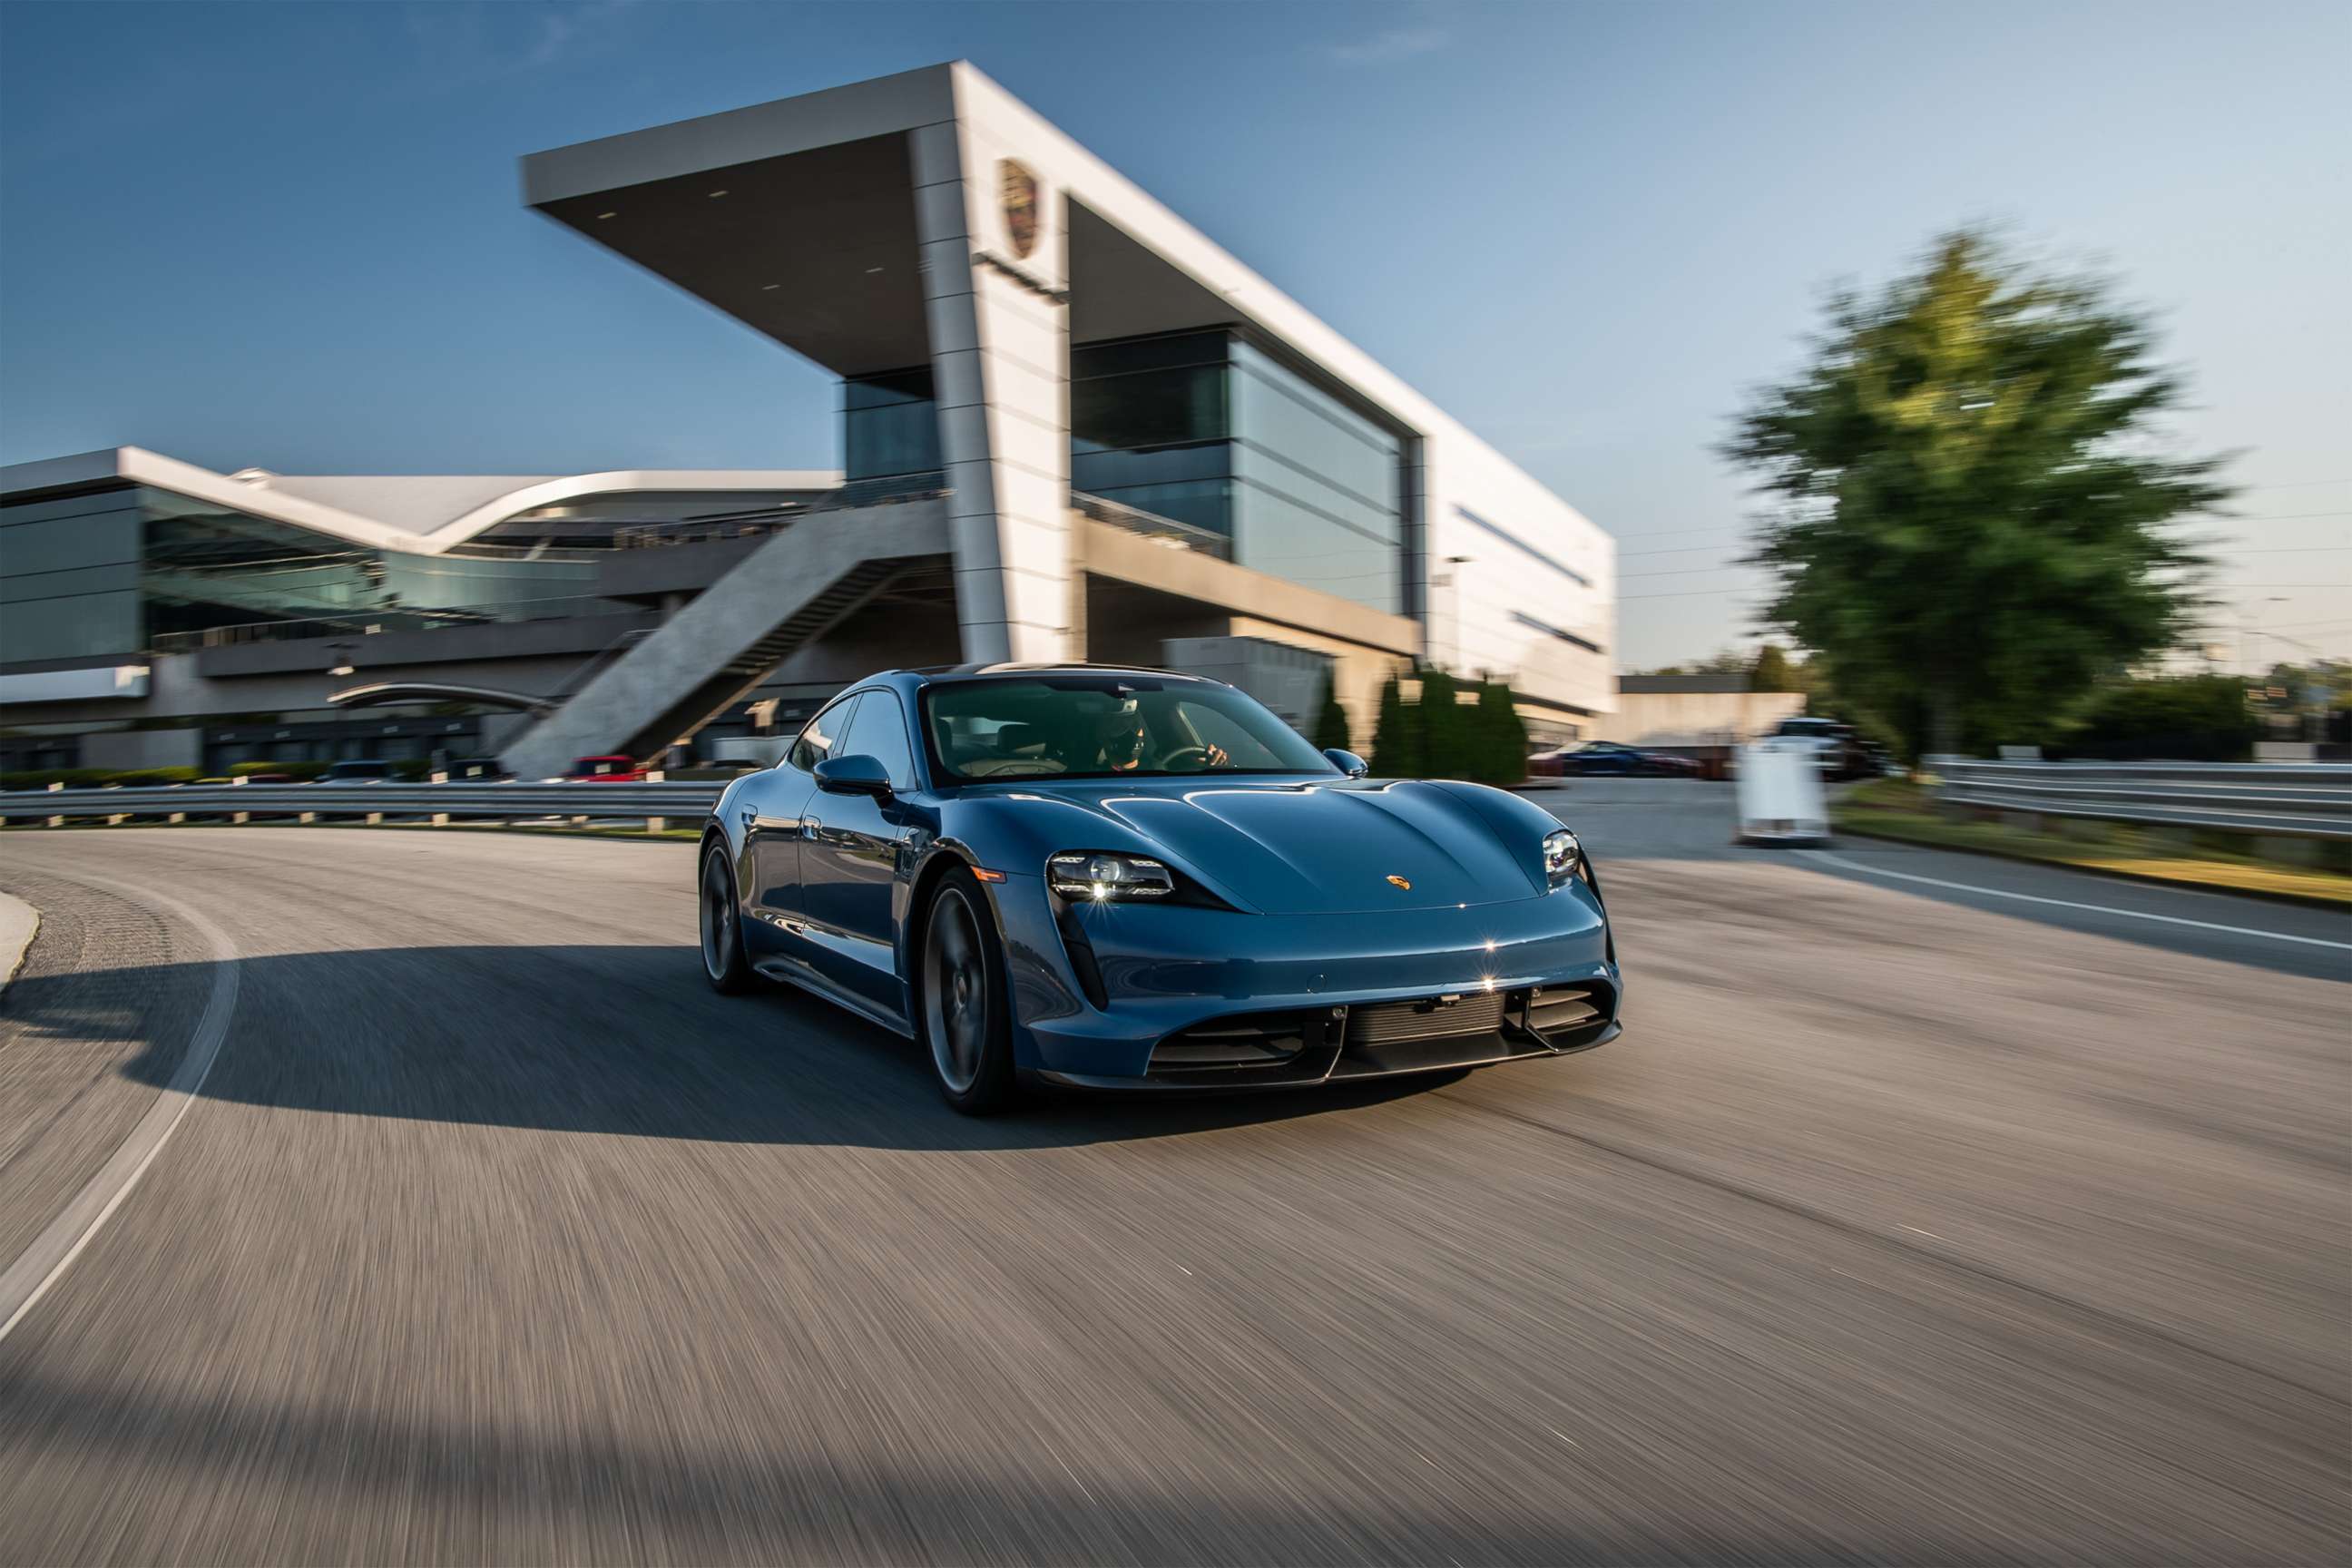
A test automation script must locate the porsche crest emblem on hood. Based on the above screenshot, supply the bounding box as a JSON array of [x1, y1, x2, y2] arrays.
[[1386, 875, 1413, 890]]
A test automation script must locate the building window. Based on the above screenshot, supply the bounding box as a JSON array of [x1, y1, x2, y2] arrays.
[[1069, 329, 1407, 616], [844, 368, 943, 481]]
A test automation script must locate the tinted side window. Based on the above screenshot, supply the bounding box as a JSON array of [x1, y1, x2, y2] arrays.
[[789, 692, 861, 773], [839, 688, 916, 788]]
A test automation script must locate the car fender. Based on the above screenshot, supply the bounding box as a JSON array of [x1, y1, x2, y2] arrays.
[[1424, 779, 1585, 897]]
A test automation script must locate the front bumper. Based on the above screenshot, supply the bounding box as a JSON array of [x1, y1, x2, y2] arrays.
[[985, 876, 1622, 1087]]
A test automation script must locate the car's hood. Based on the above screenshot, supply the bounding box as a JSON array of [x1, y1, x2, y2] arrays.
[[988, 776, 1547, 914]]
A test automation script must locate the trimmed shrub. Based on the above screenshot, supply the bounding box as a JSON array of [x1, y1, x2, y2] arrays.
[[1473, 680, 1529, 785], [1, 769, 116, 790], [1367, 673, 1415, 779], [1418, 669, 1465, 779], [2054, 675, 2259, 762], [1311, 667, 1352, 754], [230, 760, 330, 780]]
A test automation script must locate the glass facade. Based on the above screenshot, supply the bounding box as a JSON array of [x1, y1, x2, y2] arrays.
[[1228, 338, 1402, 612], [0, 483, 622, 667], [477, 490, 821, 551], [844, 368, 942, 481], [1070, 331, 1231, 534], [1068, 330, 1405, 614], [0, 488, 144, 662]]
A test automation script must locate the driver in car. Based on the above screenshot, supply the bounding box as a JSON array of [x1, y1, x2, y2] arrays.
[[1095, 705, 1228, 773]]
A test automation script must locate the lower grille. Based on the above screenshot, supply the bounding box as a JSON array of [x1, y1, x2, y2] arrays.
[[1151, 1013, 1318, 1073], [1347, 991, 1506, 1046]]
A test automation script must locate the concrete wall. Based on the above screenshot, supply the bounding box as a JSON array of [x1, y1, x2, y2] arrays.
[[1610, 690, 1807, 747], [79, 727, 203, 771]]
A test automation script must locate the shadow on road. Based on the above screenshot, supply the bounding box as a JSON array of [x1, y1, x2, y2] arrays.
[[4, 945, 1468, 1153], [0, 1357, 1885, 1566]]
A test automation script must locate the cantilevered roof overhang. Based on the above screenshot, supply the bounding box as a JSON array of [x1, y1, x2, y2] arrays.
[[522, 67, 954, 377]]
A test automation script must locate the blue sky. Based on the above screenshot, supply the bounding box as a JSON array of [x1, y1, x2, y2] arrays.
[[3, 0, 2345, 669]]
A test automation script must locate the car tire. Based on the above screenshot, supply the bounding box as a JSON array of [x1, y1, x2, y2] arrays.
[[918, 867, 1018, 1115], [699, 840, 757, 995]]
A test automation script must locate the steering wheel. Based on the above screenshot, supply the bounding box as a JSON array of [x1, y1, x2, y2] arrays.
[[1156, 744, 1214, 771]]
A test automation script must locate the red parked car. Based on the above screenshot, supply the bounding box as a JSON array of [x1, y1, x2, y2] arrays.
[[565, 755, 647, 782]]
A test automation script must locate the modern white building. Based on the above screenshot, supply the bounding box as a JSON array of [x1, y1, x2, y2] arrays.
[[0, 63, 1613, 778], [520, 60, 1614, 741]]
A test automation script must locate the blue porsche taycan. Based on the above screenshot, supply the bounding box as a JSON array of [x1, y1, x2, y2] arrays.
[[699, 664, 1622, 1113]]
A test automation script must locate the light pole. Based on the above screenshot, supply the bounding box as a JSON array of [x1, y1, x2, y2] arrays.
[[1435, 554, 1473, 671]]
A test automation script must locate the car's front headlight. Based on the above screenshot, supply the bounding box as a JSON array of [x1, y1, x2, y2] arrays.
[[1047, 850, 1176, 902], [1543, 828, 1582, 888]]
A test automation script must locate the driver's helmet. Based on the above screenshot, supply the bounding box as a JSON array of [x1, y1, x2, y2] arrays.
[[1097, 703, 1150, 770]]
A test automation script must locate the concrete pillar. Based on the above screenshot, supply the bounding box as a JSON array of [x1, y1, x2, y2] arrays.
[[916, 74, 1075, 665]]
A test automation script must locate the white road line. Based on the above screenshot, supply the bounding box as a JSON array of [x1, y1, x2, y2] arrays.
[[0, 876, 241, 1341], [1800, 850, 2352, 953]]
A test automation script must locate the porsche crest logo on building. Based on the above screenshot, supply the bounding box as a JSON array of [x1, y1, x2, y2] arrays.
[[998, 158, 1040, 260], [1386, 875, 1413, 891]]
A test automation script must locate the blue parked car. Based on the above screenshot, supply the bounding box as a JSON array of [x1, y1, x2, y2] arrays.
[[699, 664, 1622, 1112]]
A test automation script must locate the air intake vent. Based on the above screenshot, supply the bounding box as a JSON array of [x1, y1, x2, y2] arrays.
[[1151, 1013, 1314, 1072], [1527, 985, 1605, 1038], [1347, 992, 1506, 1046]]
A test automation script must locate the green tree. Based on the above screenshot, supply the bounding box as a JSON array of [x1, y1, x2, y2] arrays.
[[1418, 668, 1464, 778], [1311, 666, 1352, 753], [1366, 673, 1415, 779], [1749, 643, 1797, 691], [1722, 230, 2230, 759]]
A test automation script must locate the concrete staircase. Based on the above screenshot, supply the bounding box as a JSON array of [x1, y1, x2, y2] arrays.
[[498, 502, 949, 779]]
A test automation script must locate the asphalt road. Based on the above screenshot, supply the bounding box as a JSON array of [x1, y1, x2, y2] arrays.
[[1, 784, 2346, 1564]]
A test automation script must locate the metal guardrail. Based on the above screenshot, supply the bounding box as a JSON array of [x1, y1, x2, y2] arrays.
[[1926, 757, 2352, 840], [0, 779, 727, 831]]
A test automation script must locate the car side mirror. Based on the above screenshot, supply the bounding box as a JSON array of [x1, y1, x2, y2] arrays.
[[814, 753, 893, 799], [1323, 748, 1368, 779]]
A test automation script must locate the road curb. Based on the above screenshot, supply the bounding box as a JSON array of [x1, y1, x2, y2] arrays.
[[0, 890, 35, 1001]]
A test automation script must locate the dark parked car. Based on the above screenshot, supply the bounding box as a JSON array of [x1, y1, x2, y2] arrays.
[[1769, 718, 1879, 780], [317, 759, 395, 783], [446, 757, 513, 781], [1530, 741, 1701, 778], [699, 664, 1622, 1113]]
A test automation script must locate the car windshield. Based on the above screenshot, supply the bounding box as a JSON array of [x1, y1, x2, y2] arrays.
[[921, 675, 1337, 782]]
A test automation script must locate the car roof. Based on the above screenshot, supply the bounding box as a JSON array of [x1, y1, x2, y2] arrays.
[[887, 662, 1222, 688]]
